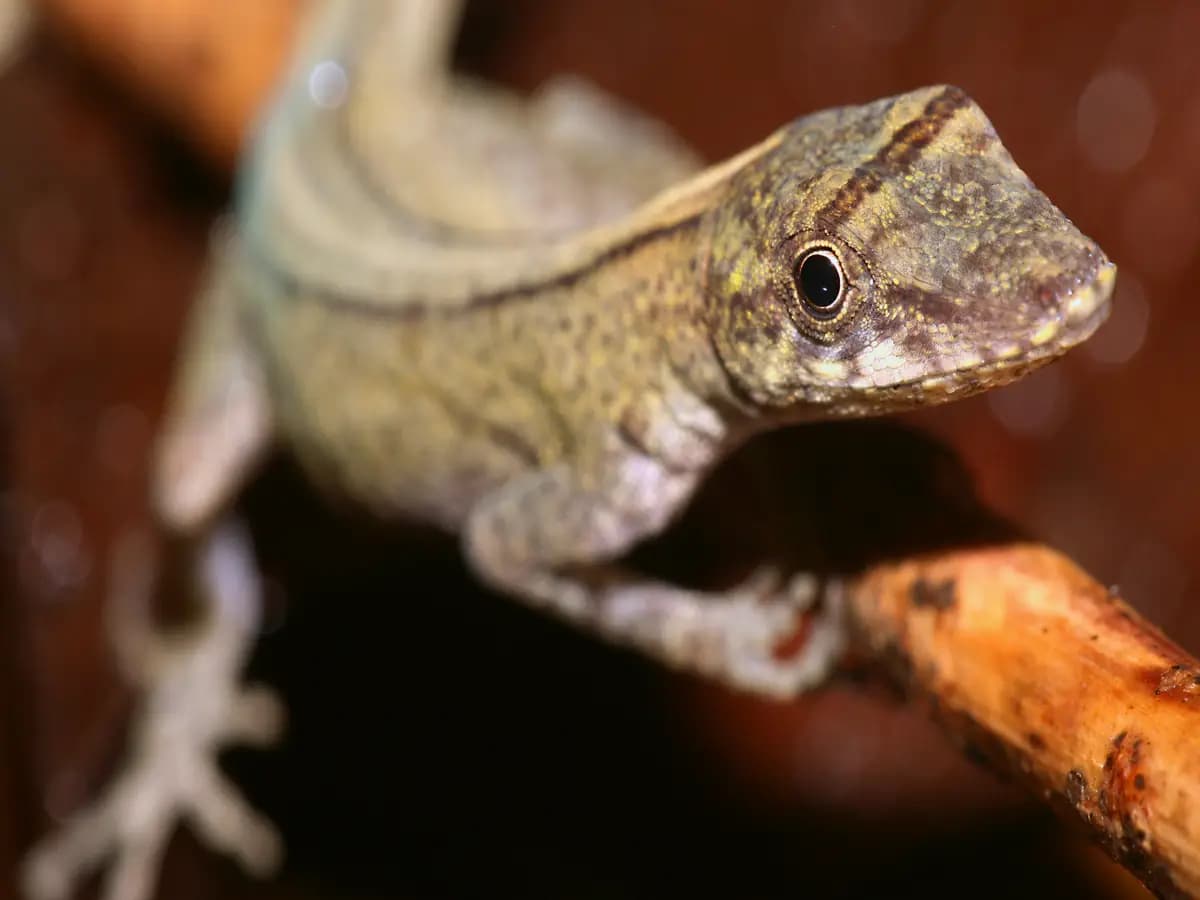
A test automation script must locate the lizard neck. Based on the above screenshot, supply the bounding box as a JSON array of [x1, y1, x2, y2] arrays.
[[616, 138, 796, 433], [614, 213, 765, 434]]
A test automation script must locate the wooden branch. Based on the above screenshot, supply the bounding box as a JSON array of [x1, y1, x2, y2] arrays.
[[34, 0, 299, 166], [847, 545, 1200, 900]]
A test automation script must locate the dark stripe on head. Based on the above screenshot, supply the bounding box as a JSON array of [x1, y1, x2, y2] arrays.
[[816, 86, 971, 228]]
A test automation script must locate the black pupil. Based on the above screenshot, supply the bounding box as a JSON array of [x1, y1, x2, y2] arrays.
[[798, 252, 842, 310]]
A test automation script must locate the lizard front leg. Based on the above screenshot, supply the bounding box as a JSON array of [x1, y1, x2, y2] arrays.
[[465, 458, 846, 698]]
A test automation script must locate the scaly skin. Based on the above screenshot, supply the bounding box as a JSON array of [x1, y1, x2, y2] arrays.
[[245, 85, 1112, 530], [24, 3, 1115, 900]]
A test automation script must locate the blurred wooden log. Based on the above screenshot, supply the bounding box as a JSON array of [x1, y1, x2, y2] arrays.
[[34, 0, 301, 165], [847, 545, 1200, 899]]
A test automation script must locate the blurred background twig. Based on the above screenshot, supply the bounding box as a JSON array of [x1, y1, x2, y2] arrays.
[[35, 0, 298, 165]]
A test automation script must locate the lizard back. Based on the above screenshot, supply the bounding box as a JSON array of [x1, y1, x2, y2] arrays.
[[237, 0, 708, 315]]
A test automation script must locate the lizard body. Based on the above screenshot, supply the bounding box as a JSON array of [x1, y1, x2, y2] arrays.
[[25, 2, 1115, 899], [165, 1, 1112, 569]]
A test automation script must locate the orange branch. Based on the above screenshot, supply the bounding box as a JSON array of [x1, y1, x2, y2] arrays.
[[35, 0, 300, 166], [847, 544, 1200, 899]]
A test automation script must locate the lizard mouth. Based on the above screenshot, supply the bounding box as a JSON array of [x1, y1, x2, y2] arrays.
[[903, 260, 1116, 400], [826, 260, 1116, 413]]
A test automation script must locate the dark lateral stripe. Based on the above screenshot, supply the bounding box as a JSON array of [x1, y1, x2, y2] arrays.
[[816, 86, 971, 227], [252, 213, 702, 321]]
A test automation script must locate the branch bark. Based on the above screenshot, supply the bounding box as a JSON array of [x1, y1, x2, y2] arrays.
[[846, 545, 1200, 900]]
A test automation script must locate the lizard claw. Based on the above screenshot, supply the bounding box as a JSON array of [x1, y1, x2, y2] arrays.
[[734, 564, 784, 600], [733, 566, 818, 610], [782, 571, 819, 609], [720, 570, 844, 698], [22, 522, 284, 900]]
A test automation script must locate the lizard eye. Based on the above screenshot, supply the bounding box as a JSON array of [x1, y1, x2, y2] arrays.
[[794, 249, 845, 317]]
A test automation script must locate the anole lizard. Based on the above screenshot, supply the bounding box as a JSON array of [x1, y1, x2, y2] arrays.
[[23, 1, 1115, 898]]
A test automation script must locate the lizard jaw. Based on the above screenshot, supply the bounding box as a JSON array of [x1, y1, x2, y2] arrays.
[[916, 263, 1116, 401], [818, 260, 1117, 415]]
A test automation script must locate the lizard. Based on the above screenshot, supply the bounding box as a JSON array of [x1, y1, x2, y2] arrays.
[[22, 1, 1116, 898]]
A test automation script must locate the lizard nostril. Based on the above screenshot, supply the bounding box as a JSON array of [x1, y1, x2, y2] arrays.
[[1063, 261, 1116, 329]]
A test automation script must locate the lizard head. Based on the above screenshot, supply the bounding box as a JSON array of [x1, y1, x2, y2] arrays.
[[705, 84, 1114, 417]]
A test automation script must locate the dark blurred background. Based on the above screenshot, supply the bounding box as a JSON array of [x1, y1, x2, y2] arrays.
[[0, 0, 1193, 897]]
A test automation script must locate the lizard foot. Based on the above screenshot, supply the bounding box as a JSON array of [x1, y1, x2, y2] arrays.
[[600, 566, 847, 699], [721, 569, 847, 699], [22, 523, 284, 900]]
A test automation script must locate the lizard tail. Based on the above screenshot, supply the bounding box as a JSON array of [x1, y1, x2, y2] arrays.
[[292, 0, 463, 97]]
